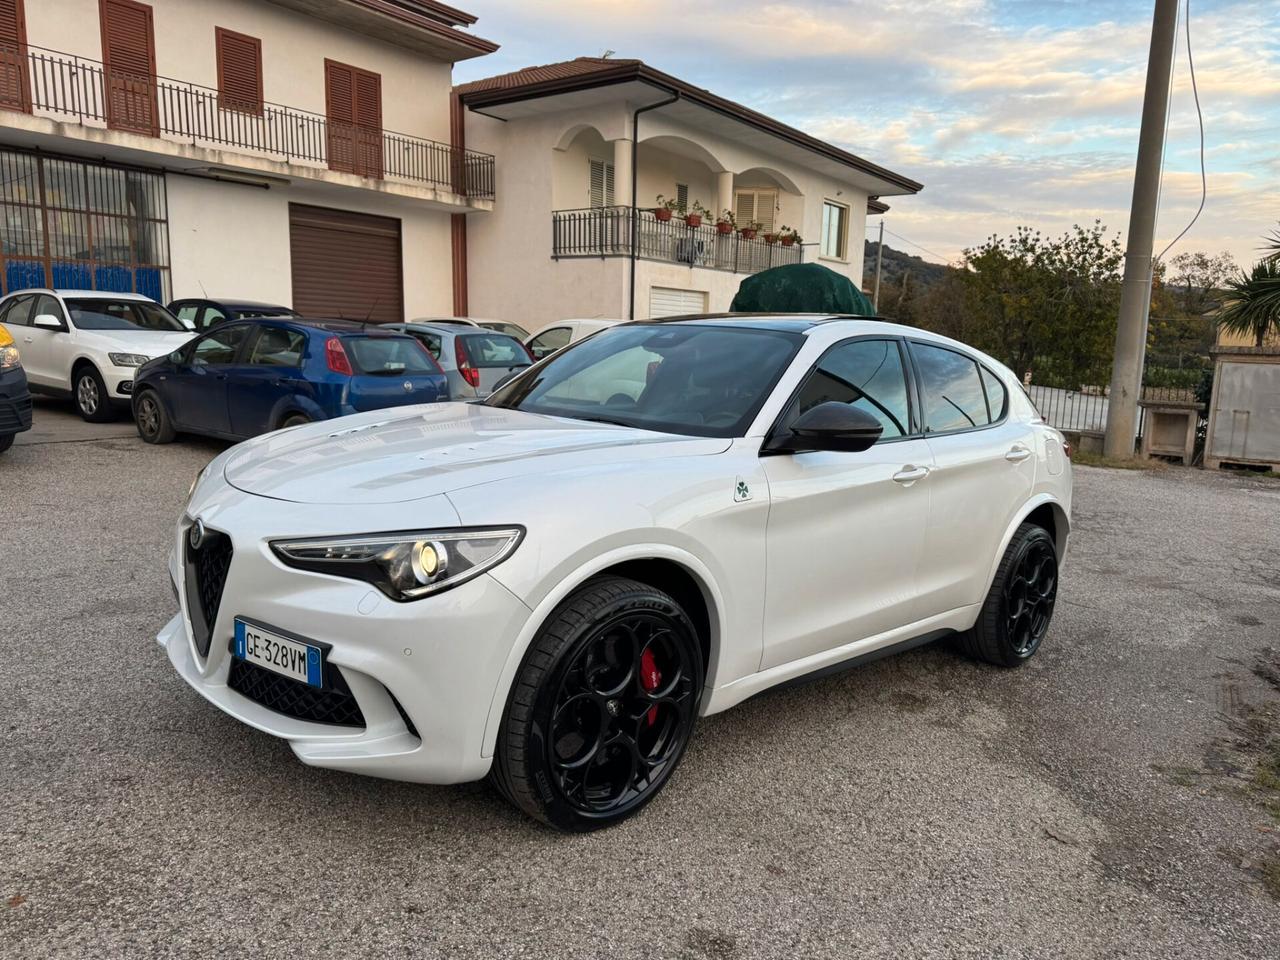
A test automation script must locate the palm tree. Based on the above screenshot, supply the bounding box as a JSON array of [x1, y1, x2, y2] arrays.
[[1218, 259, 1280, 348]]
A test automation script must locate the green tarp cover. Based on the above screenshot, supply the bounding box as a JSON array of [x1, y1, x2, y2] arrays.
[[729, 262, 875, 315]]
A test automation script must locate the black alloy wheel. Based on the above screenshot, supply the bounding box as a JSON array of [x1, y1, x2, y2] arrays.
[[491, 576, 703, 831], [960, 522, 1059, 667]]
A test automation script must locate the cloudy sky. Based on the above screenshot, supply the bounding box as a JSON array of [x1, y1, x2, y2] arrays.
[[454, 0, 1280, 270]]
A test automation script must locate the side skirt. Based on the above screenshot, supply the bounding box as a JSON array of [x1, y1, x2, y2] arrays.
[[762, 629, 955, 698]]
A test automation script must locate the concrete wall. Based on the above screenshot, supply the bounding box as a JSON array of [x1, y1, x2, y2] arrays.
[[24, 0, 452, 143], [166, 173, 454, 317]]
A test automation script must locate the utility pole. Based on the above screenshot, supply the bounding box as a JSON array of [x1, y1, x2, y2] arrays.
[[872, 219, 885, 311], [1103, 0, 1180, 458]]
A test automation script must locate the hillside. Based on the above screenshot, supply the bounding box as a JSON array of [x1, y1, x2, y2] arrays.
[[862, 241, 950, 291]]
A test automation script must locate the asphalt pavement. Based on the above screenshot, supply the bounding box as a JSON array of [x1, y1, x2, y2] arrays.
[[2, 403, 1279, 958]]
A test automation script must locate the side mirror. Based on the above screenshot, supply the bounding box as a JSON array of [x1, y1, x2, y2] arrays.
[[764, 401, 884, 454], [169, 351, 184, 363], [33, 314, 64, 331]]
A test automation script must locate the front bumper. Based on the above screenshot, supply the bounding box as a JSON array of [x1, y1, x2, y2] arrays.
[[158, 483, 534, 784], [102, 366, 136, 399], [0, 365, 33, 435]]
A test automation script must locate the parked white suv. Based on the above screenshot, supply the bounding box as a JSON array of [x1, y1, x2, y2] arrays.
[[162, 315, 1071, 831], [0, 289, 192, 421]]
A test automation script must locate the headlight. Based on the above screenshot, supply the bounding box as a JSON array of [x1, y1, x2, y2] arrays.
[[0, 345, 19, 370], [270, 527, 525, 601], [109, 352, 150, 368]]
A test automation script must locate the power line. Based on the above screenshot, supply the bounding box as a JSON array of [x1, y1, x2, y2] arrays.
[[872, 226, 951, 263], [1156, 0, 1206, 262]]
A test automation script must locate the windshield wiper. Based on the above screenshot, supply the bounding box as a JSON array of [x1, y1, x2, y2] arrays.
[[571, 414, 634, 428]]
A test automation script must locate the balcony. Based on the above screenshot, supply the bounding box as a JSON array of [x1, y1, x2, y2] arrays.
[[552, 206, 803, 274], [0, 44, 494, 200]]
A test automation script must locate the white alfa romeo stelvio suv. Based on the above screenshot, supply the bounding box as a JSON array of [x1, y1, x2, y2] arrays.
[[161, 315, 1072, 831]]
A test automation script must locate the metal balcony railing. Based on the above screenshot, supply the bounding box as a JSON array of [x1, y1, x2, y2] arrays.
[[0, 43, 494, 200], [552, 206, 803, 274]]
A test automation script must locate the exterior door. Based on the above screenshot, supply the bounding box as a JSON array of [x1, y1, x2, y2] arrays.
[[325, 60, 382, 178], [21, 293, 66, 386], [100, 0, 158, 135], [761, 338, 933, 670], [288, 203, 402, 324], [908, 340, 1036, 618], [0, 0, 29, 113]]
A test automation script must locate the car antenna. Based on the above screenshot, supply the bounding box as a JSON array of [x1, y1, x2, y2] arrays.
[[362, 297, 380, 327], [197, 278, 209, 298]]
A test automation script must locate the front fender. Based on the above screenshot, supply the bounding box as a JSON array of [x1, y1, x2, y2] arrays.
[[478, 542, 727, 759]]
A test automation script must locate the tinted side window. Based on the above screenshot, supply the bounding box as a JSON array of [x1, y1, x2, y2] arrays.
[[787, 339, 911, 439], [529, 326, 571, 359], [408, 331, 442, 361], [2, 295, 34, 326], [912, 342, 990, 432], [173, 302, 200, 325], [980, 366, 1008, 421], [247, 326, 306, 367], [190, 324, 249, 365]]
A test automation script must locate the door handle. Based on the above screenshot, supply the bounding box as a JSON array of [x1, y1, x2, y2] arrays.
[[892, 464, 930, 484], [23, 336, 33, 343], [1005, 445, 1032, 463]]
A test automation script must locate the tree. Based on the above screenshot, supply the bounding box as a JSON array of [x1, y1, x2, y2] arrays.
[[1218, 259, 1280, 348], [1166, 250, 1236, 316], [955, 221, 1124, 387]]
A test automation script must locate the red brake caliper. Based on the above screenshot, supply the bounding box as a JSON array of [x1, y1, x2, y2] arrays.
[[640, 647, 662, 727]]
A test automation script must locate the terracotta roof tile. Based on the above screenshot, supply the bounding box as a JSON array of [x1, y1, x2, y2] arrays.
[[454, 57, 640, 94]]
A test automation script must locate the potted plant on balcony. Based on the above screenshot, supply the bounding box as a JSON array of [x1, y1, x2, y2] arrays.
[[739, 220, 762, 241], [653, 195, 681, 222], [684, 200, 710, 229], [779, 226, 802, 247], [715, 209, 736, 235], [762, 230, 779, 244]]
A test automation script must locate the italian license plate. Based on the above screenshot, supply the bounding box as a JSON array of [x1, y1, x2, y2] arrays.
[[233, 618, 323, 688]]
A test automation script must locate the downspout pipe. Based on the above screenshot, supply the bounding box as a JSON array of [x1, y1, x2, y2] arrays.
[[629, 89, 680, 320]]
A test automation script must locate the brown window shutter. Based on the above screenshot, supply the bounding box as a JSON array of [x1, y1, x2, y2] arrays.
[[0, 0, 29, 112], [215, 26, 261, 114], [100, 0, 157, 135], [325, 59, 381, 179]]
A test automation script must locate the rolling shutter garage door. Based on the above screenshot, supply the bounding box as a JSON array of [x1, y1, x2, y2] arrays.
[[649, 286, 707, 318], [288, 204, 402, 324]]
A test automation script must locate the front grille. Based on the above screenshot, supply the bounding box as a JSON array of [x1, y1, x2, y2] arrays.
[[227, 657, 366, 728], [0, 394, 32, 432], [184, 528, 233, 657]]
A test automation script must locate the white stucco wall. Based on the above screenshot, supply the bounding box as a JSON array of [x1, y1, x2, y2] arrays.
[[24, 0, 452, 143], [166, 173, 454, 318]]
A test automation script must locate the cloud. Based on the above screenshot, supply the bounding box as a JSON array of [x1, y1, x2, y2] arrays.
[[457, 0, 1280, 266]]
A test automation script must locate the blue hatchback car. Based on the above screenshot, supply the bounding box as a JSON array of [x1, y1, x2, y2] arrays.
[[131, 318, 448, 444]]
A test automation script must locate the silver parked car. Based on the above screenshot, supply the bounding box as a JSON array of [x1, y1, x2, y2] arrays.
[[387, 322, 532, 399]]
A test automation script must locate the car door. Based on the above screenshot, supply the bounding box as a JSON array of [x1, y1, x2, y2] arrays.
[[760, 337, 934, 670], [164, 322, 251, 436], [27, 294, 72, 387], [226, 324, 310, 438], [0, 296, 45, 384], [908, 340, 1037, 617]]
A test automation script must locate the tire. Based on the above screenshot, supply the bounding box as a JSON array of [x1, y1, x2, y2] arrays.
[[0, 433, 12, 455], [74, 365, 115, 423], [959, 522, 1059, 667], [490, 576, 703, 832], [280, 413, 310, 429], [134, 390, 176, 444]]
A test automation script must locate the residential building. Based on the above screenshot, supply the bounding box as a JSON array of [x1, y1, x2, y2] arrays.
[[0, 0, 497, 321], [455, 57, 921, 326]]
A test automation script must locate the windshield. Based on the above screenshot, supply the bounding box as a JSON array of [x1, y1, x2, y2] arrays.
[[67, 298, 185, 332], [486, 324, 803, 438], [346, 336, 440, 376]]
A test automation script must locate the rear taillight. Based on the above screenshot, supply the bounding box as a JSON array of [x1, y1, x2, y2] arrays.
[[1063, 440, 1073, 461], [455, 338, 480, 389], [325, 336, 353, 375]]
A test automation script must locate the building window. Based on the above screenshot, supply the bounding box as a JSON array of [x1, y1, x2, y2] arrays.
[[216, 26, 263, 114], [676, 183, 689, 213], [0, 0, 30, 113], [821, 200, 848, 260], [589, 158, 614, 207], [734, 188, 776, 233], [0, 149, 170, 300]]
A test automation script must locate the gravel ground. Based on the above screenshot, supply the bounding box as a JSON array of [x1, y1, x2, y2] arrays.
[[3, 401, 1280, 959]]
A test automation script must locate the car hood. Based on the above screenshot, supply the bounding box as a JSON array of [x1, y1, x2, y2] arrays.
[[222, 402, 731, 504], [79, 329, 193, 356]]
